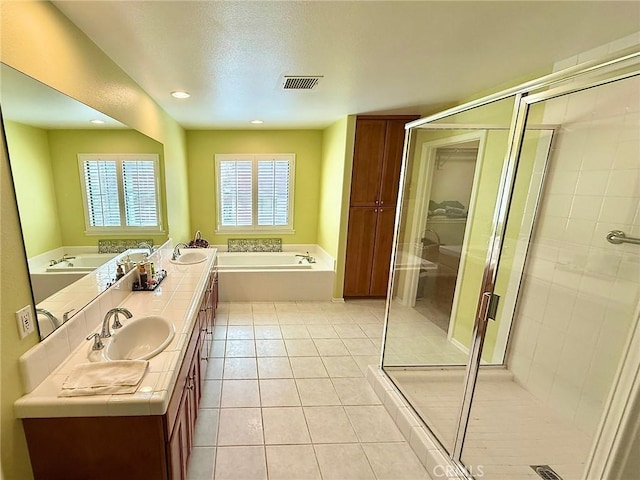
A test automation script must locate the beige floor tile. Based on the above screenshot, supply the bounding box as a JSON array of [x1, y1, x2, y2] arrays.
[[345, 406, 405, 442], [353, 355, 380, 375], [227, 316, 253, 326], [334, 324, 368, 339], [223, 357, 258, 379], [193, 408, 220, 446], [187, 446, 216, 480], [214, 446, 266, 480], [200, 380, 222, 408], [331, 378, 382, 405], [313, 339, 349, 356], [257, 357, 293, 379], [277, 312, 304, 324], [314, 444, 375, 480], [254, 325, 282, 339], [342, 338, 379, 356], [221, 380, 260, 407], [225, 340, 256, 357], [303, 406, 358, 443], [217, 408, 264, 446], [362, 443, 429, 480], [252, 313, 279, 325], [213, 326, 227, 340], [306, 325, 339, 339], [266, 445, 321, 480], [256, 339, 287, 357], [290, 357, 329, 378], [251, 302, 276, 313], [300, 313, 330, 325], [285, 339, 319, 356], [259, 379, 300, 407], [280, 325, 311, 339], [322, 356, 364, 377], [206, 358, 224, 379], [226, 325, 254, 339], [296, 378, 341, 406], [262, 407, 311, 444], [210, 340, 226, 358]]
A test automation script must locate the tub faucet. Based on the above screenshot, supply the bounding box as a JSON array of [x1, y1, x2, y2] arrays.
[[172, 242, 189, 260], [101, 307, 133, 338], [36, 308, 61, 329], [137, 242, 153, 256], [295, 251, 316, 264], [60, 253, 76, 262]]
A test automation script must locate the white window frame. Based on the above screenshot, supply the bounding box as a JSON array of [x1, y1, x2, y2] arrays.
[[78, 153, 164, 235], [215, 153, 295, 234]]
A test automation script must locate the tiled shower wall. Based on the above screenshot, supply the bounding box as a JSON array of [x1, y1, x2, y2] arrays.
[[507, 40, 640, 434]]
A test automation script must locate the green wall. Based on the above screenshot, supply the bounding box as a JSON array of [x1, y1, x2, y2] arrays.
[[47, 129, 168, 246], [4, 121, 62, 258], [186, 129, 323, 245]]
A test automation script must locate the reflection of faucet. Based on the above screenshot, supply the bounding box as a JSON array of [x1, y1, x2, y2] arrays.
[[136, 242, 153, 256], [172, 243, 189, 260], [422, 229, 441, 247], [295, 251, 316, 264], [36, 308, 61, 329], [100, 307, 133, 338], [62, 309, 75, 323]]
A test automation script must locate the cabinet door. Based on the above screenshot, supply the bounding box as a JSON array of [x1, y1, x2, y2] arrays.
[[370, 207, 397, 296], [169, 390, 189, 480], [350, 120, 387, 206], [379, 119, 408, 206], [344, 207, 378, 296]]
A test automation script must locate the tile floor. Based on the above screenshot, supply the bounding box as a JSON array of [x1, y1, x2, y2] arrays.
[[187, 300, 432, 480]]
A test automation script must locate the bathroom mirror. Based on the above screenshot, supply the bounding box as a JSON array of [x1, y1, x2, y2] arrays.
[[0, 63, 167, 340]]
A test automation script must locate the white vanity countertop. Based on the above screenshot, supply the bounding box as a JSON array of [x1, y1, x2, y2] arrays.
[[14, 248, 217, 419]]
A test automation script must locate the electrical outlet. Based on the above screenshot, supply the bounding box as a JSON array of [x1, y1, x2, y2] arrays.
[[16, 305, 35, 339]]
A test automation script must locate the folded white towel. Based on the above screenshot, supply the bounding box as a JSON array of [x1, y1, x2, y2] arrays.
[[59, 360, 148, 397]]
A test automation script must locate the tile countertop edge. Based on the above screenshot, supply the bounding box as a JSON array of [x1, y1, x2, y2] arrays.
[[14, 248, 217, 419]]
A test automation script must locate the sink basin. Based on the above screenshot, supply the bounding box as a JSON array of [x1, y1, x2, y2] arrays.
[[103, 315, 175, 361], [170, 250, 207, 265]]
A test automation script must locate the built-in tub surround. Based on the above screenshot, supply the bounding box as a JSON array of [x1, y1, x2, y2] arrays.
[[216, 244, 335, 301]]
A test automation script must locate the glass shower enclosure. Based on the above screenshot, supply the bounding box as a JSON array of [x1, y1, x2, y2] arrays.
[[381, 47, 640, 479]]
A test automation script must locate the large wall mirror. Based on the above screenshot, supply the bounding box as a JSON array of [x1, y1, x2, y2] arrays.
[[1, 63, 168, 340]]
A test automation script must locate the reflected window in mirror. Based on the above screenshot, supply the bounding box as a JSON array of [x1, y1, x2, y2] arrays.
[[79, 154, 163, 233]]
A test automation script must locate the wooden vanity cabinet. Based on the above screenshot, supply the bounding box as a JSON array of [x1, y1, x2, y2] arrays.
[[344, 115, 418, 297], [22, 267, 218, 480]]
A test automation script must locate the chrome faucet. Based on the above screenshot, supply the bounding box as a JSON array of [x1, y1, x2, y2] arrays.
[[172, 242, 189, 260], [100, 307, 133, 338], [62, 308, 75, 323], [295, 251, 316, 264], [137, 242, 153, 256], [60, 253, 76, 262], [36, 308, 61, 328]]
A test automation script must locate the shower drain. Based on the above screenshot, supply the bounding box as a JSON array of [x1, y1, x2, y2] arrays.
[[530, 465, 563, 480]]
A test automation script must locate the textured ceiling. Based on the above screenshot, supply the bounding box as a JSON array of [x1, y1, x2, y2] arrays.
[[34, 1, 640, 128]]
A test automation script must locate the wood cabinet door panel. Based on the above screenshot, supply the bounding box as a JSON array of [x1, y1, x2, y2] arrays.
[[379, 119, 410, 206], [350, 120, 386, 206], [370, 207, 397, 296], [344, 207, 378, 296]]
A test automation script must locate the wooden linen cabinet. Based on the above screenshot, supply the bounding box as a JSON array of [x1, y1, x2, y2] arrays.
[[344, 115, 418, 297]]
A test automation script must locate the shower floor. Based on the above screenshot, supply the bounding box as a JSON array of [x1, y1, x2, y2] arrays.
[[386, 368, 593, 480]]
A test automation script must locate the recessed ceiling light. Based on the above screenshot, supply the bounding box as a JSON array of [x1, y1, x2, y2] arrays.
[[171, 91, 191, 99], [90, 119, 105, 124], [250, 120, 264, 125]]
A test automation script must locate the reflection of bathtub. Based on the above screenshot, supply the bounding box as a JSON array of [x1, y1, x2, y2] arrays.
[[216, 249, 334, 302], [45, 254, 114, 272]]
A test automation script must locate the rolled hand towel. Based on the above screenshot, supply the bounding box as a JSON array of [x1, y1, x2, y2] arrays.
[[59, 360, 148, 397]]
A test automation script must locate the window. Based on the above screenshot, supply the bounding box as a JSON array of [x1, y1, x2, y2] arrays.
[[78, 154, 163, 233], [215, 154, 295, 232]]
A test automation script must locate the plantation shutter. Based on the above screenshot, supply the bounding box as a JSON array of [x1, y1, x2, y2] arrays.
[[219, 160, 253, 226], [122, 159, 159, 227], [82, 160, 120, 227], [257, 160, 290, 226]]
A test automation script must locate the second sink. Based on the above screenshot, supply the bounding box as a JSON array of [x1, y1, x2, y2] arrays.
[[103, 315, 175, 361]]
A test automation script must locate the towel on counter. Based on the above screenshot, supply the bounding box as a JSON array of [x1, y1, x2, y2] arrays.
[[59, 360, 148, 397]]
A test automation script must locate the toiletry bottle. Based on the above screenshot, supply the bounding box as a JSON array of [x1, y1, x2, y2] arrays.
[[116, 264, 124, 280], [138, 263, 148, 289]]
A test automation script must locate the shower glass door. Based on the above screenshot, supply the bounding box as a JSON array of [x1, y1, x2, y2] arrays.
[[461, 70, 640, 479], [382, 97, 518, 453]]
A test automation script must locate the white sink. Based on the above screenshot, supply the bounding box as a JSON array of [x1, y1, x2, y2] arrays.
[[170, 250, 207, 265], [102, 315, 175, 361]]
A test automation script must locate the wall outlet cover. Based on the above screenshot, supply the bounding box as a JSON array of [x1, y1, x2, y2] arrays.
[[16, 305, 34, 339]]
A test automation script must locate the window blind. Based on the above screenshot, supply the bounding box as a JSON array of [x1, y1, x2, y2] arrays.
[[219, 160, 253, 226], [122, 160, 158, 227], [257, 160, 290, 226], [83, 160, 120, 227]]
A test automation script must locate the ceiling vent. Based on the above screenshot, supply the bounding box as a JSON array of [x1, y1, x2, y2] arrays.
[[282, 76, 323, 90]]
